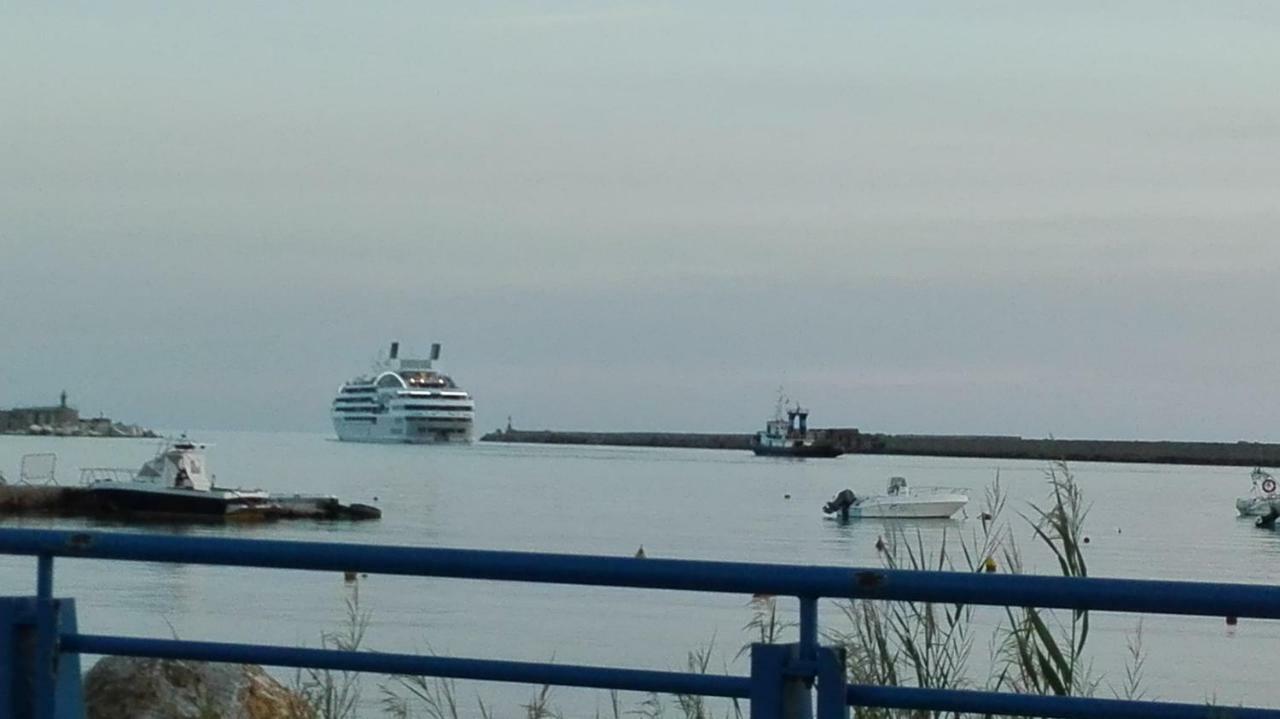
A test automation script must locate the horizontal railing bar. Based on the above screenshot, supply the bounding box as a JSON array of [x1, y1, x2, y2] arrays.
[[4, 528, 1280, 618], [62, 634, 751, 698], [62, 633, 1280, 718], [848, 684, 1280, 719]]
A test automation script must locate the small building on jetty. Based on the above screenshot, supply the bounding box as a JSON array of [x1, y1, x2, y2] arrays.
[[0, 392, 155, 438]]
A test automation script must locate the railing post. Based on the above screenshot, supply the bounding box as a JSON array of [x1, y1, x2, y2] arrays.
[[798, 597, 818, 661], [814, 647, 848, 719], [2, 595, 84, 719], [35, 553, 56, 719], [750, 643, 813, 719]]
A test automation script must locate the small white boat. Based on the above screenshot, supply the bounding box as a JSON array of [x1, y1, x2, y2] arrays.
[[823, 476, 969, 520], [82, 440, 270, 518], [1236, 467, 1279, 517]]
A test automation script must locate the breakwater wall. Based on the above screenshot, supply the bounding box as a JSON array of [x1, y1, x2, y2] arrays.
[[481, 428, 1280, 467], [484, 429, 754, 450]]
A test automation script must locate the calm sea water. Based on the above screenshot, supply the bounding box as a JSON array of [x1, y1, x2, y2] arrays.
[[0, 432, 1274, 715]]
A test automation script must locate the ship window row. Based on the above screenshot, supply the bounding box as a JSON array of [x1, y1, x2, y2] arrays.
[[334, 405, 474, 413], [339, 416, 376, 423], [334, 397, 376, 404], [341, 387, 377, 394]]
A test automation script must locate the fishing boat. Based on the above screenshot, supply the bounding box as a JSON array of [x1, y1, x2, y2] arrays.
[[823, 477, 968, 520], [751, 404, 843, 458], [82, 440, 270, 518], [1236, 467, 1279, 517]]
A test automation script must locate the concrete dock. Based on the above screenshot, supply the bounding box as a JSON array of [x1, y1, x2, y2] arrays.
[[0, 485, 380, 522]]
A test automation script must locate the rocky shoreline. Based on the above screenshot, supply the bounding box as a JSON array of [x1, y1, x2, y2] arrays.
[[1, 424, 159, 439], [0, 392, 157, 438]]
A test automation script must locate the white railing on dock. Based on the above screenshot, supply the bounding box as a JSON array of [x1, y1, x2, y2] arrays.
[[20, 453, 57, 486]]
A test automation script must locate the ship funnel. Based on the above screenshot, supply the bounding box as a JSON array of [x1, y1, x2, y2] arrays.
[[389, 341, 400, 360], [430, 343, 441, 361]]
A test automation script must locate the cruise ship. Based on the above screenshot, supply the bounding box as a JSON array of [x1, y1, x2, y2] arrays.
[[331, 341, 475, 443]]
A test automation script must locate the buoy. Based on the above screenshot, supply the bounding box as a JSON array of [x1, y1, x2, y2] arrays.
[[1083, 536, 1090, 544], [635, 545, 646, 559], [784, 494, 791, 499], [1226, 615, 1238, 626], [983, 556, 998, 573], [343, 570, 357, 582], [875, 536, 886, 553]]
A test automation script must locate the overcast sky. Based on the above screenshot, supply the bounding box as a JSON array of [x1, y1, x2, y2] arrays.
[[2, 2, 1278, 440]]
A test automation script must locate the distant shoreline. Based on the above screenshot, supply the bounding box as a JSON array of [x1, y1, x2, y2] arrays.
[[0, 428, 159, 439], [481, 427, 1280, 468]]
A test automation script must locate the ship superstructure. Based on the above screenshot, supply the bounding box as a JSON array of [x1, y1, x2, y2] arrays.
[[331, 341, 475, 443]]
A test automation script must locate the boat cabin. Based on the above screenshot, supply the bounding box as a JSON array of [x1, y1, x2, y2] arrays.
[[135, 442, 212, 491]]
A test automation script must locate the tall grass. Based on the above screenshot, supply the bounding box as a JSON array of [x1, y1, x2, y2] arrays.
[[996, 461, 1097, 698], [292, 585, 369, 719], [826, 462, 1145, 717]]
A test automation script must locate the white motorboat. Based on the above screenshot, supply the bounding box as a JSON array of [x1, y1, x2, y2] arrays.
[[82, 440, 270, 518], [1236, 467, 1279, 517], [823, 476, 969, 520], [332, 341, 475, 444]]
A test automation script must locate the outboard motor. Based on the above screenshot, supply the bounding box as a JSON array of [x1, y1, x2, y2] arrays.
[[823, 489, 858, 521], [1257, 506, 1279, 530]]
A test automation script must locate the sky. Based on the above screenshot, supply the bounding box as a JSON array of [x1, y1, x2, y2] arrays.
[[2, 2, 1279, 440]]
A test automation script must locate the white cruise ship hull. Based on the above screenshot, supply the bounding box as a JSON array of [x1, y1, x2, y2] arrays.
[[332, 416, 473, 444]]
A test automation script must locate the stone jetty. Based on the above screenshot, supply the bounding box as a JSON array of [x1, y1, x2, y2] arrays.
[[482, 426, 1280, 468], [0, 392, 157, 438]]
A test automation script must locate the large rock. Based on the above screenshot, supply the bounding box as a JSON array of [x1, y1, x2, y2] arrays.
[[84, 656, 312, 719]]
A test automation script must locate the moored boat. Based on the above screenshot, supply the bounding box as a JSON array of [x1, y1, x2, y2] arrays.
[[82, 441, 270, 518], [1236, 467, 1279, 517], [751, 405, 843, 458], [823, 477, 969, 520]]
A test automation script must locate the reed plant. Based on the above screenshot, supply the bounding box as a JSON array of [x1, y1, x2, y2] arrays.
[[291, 585, 369, 719], [381, 665, 558, 719], [825, 461, 1156, 718], [994, 461, 1098, 698]]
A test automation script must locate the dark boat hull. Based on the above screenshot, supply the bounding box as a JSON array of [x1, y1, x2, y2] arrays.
[[752, 443, 844, 458], [87, 487, 268, 518]]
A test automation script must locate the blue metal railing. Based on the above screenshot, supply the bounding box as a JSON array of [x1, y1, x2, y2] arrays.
[[0, 527, 1276, 718]]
